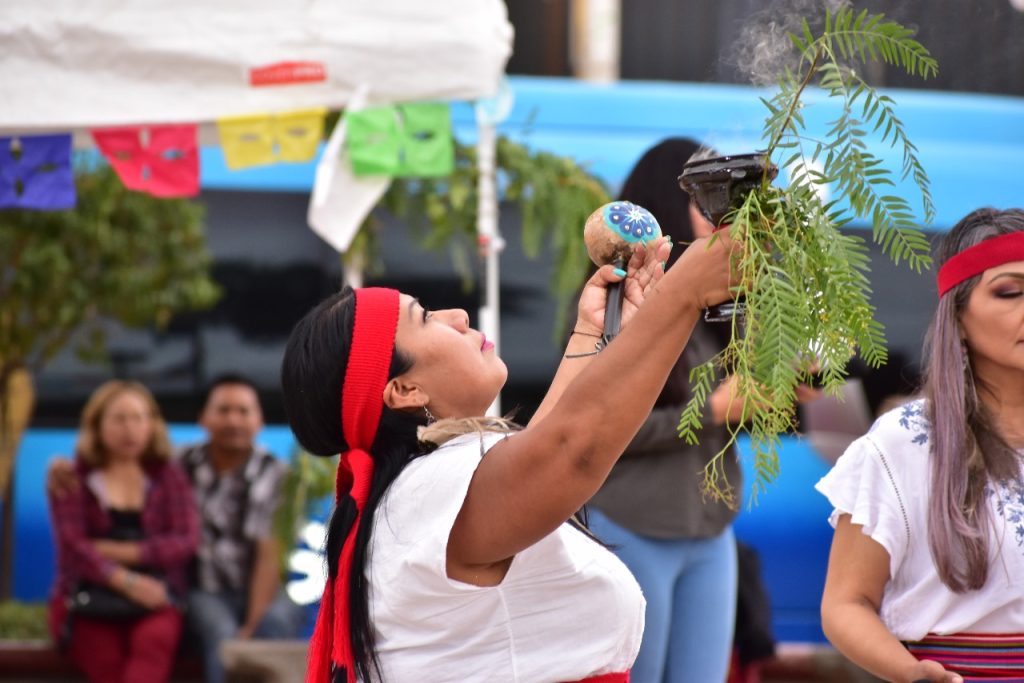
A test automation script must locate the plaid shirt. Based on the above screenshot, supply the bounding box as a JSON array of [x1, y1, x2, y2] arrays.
[[48, 459, 200, 599], [178, 444, 286, 593]]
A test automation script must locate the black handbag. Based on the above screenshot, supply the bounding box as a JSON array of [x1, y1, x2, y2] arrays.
[[67, 582, 152, 620], [66, 509, 175, 620]]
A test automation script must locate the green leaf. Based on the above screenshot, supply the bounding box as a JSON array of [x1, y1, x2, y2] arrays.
[[706, 8, 938, 502]]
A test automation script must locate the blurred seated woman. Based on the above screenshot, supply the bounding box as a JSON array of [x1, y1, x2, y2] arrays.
[[48, 380, 199, 683]]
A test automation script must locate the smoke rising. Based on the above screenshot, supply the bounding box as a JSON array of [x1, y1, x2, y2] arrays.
[[689, 145, 722, 165], [731, 0, 851, 86]]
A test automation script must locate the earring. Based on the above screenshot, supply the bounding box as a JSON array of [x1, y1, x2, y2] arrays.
[[423, 404, 436, 424], [960, 340, 970, 372]]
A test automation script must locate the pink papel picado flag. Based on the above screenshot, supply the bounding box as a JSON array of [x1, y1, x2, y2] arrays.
[[92, 125, 199, 197]]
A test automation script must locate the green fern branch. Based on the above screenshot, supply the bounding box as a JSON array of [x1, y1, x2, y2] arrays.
[[822, 9, 937, 79], [686, 8, 937, 502], [677, 359, 717, 446]]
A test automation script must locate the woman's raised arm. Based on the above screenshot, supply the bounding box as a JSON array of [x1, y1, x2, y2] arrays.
[[448, 234, 736, 577]]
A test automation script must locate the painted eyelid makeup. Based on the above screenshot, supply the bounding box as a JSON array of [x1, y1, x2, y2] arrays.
[[988, 272, 1024, 283], [986, 273, 1024, 293]]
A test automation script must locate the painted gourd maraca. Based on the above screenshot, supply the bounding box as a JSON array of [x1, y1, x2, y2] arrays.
[[584, 201, 663, 267], [582, 201, 662, 343]]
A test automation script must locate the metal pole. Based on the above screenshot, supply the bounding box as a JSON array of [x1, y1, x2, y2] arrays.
[[569, 0, 621, 83], [476, 121, 503, 416]]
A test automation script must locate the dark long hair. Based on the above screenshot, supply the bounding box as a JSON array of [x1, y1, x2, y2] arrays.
[[617, 137, 732, 405], [921, 207, 1024, 591], [280, 287, 426, 681]]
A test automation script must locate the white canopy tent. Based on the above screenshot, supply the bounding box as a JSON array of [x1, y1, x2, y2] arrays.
[[0, 1, 512, 132], [1, 0, 514, 413]]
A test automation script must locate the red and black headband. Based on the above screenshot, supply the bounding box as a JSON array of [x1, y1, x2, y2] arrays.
[[937, 231, 1024, 298], [307, 287, 400, 683]]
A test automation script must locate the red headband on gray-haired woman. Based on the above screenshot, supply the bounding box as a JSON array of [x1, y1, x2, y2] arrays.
[[937, 231, 1024, 297], [306, 287, 400, 683]]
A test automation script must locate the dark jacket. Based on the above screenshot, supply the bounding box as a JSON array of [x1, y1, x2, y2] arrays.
[[49, 458, 200, 599], [588, 323, 741, 538]]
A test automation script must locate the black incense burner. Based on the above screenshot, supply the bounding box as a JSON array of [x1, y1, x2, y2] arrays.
[[678, 153, 778, 322]]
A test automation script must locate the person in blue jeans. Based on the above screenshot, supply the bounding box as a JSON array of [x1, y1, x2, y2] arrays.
[[179, 375, 304, 683], [583, 138, 817, 682]]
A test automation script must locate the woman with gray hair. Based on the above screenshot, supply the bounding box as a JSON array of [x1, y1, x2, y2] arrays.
[[817, 207, 1024, 683]]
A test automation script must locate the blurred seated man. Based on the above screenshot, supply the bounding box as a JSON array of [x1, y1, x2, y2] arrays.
[[179, 374, 303, 683]]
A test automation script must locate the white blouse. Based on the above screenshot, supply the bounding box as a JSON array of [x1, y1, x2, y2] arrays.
[[816, 399, 1024, 640], [367, 432, 645, 682]]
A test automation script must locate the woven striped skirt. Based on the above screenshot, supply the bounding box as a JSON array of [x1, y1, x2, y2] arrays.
[[906, 633, 1024, 681]]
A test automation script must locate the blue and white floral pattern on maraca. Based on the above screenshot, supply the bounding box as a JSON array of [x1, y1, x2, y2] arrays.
[[583, 200, 663, 345], [603, 201, 661, 243]]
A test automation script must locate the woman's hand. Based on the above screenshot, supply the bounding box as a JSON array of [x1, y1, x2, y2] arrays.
[[905, 660, 963, 683], [126, 573, 172, 610], [709, 375, 824, 425], [671, 231, 741, 310], [112, 567, 171, 609], [46, 457, 77, 498], [576, 237, 672, 335], [709, 375, 746, 425]]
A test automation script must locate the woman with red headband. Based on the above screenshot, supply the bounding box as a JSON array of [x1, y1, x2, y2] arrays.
[[280, 231, 738, 682], [817, 207, 1024, 683]]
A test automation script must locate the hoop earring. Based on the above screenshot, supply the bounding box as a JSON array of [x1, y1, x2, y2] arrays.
[[423, 405, 436, 424]]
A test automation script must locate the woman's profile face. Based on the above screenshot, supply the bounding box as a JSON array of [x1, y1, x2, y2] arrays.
[[98, 390, 154, 463], [391, 293, 508, 418], [960, 258, 1024, 384]]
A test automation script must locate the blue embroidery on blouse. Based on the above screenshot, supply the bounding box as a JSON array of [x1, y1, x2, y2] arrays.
[[896, 400, 930, 445], [987, 480, 1024, 548]]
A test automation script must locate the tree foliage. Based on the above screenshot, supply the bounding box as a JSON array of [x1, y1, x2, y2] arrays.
[[356, 135, 611, 334], [679, 7, 938, 504], [1, 165, 220, 374], [0, 165, 220, 500]]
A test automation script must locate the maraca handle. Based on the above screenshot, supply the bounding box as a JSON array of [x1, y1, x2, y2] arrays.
[[603, 259, 626, 343], [604, 280, 624, 342]]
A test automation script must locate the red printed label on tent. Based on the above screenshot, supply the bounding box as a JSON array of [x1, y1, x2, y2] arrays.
[[249, 61, 327, 87]]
